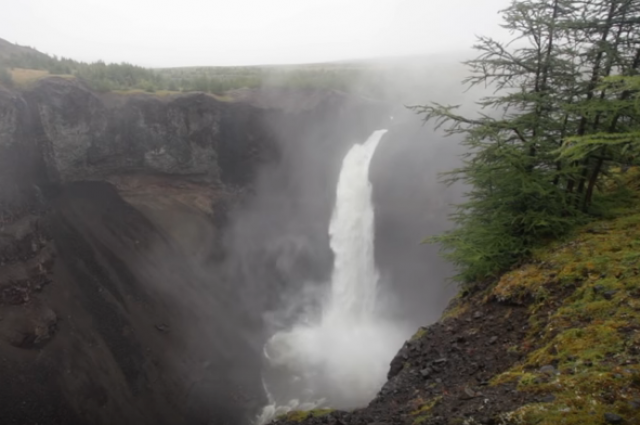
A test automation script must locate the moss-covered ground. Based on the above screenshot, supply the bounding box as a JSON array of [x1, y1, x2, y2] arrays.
[[277, 409, 334, 422], [489, 168, 640, 424]]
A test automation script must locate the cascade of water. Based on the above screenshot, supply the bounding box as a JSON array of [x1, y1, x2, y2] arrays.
[[324, 129, 384, 323], [256, 130, 410, 424]]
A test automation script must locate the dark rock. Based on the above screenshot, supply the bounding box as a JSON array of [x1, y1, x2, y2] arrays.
[[489, 336, 498, 345], [460, 386, 478, 400], [0, 299, 57, 348], [155, 324, 170, 333], [473, 311, 484, 319], [629, 399, 640, 410], [433, 358, 448, 364], [540, 394, 556, 403], [420, 368, 431, 378], [604, 290, 617, 300], [604, 412, 623, 424]]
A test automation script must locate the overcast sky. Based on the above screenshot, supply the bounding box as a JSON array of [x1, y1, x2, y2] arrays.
[[1, 0, 512, 67]]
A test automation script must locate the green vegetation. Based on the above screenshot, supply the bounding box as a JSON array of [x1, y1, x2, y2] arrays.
[[0, 48, 164, 92], [415, 0, 640, 285], [410, 327, 427, 341], [0, 41, 380, 95], [156, 65, 367, 95], [488, 175, 640, 424], [410, 396, 442, 424], [277, 409, 334, 422]]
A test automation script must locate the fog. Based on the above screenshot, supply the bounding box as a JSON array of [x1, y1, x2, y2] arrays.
[[194, 54, 491, 422], [0, 2, 500, 421], [2, 0, 511, 66]]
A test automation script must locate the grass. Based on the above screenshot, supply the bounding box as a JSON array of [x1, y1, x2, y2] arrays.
[[9, 68, 74, 89], [3, 68, 235, 101], [112, 88, 234, 101], [440, 294, 470, 321], [409, 396, 442, 424], [112, 88, 180, 97], [487, 168, 640, 424], [277, 409, 334, 422], [410, 327, 427, 341]]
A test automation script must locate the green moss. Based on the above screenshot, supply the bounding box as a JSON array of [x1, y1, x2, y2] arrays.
[[409, 396, 442, 424], [410, 327, 427, 341], [490, 202, 640, 424], [413, 415, 429, 424], [441, 299, 470, 321], [279, 409, 334, 422]]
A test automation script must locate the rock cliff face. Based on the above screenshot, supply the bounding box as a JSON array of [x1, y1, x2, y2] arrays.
[[0, 78, 388, 425]]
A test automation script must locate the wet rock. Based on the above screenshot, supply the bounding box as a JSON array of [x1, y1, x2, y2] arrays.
[[604, 412, 623, 424]]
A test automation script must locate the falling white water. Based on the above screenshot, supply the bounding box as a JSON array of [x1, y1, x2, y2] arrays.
[[257, 130, 411, 423]]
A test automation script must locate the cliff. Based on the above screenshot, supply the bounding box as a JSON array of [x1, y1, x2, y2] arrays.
[[0, 77, 389, 425]]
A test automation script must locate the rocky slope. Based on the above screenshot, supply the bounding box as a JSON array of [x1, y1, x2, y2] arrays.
[[272, 171, 640, 425], [0, 77, 390, 425]]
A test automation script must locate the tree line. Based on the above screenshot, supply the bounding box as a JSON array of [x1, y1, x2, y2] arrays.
[[0, 48, 365, 94], [415, 0, 640, 285]]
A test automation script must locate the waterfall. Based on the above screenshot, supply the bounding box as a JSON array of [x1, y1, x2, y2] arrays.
[[325, 129, 383, 322], [256, 130, 410, 423]]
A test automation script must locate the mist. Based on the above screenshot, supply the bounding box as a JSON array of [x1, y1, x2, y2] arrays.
[[2, 0, 511, 66], [182, 53, 490, 423], [0, 11, 494, 421]]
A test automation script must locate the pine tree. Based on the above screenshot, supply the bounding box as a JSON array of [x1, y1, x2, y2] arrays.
[[414, 0, 640, 285]]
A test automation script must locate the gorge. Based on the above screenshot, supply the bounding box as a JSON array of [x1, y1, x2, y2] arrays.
[[0, 75, 460, 425]]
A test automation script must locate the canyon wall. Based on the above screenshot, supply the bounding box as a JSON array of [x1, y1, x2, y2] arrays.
[[0, 78, 391, 425]]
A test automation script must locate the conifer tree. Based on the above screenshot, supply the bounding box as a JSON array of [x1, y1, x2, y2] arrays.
[[414, 0, 640, 285]]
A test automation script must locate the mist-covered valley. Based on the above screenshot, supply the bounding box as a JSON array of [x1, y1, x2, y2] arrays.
[[3, 0, 640, 424], [0, 34, 482, 424]]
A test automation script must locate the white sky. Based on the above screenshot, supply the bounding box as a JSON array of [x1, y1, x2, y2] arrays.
[[1, 0, 512, 67]]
